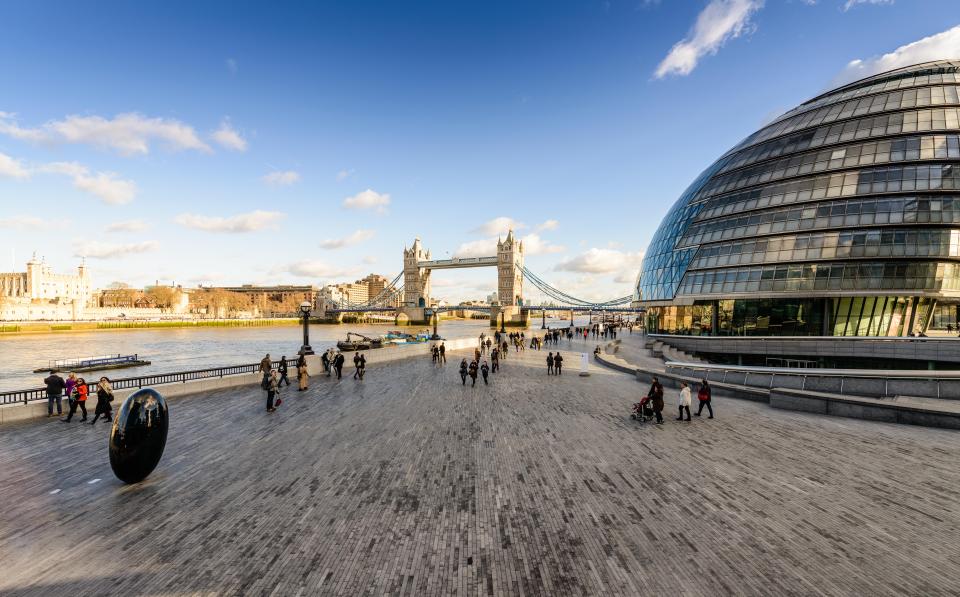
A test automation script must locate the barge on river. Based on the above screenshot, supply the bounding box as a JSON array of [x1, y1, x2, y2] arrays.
[[33, 354, 151, 373]]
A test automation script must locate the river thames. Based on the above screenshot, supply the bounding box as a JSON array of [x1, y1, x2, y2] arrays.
[[0, 317, 595, 392]]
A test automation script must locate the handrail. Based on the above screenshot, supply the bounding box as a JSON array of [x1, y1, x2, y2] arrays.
[[1, 361, 271, 407], [664, 360, 960, 380], [649, 334, 960, 343]]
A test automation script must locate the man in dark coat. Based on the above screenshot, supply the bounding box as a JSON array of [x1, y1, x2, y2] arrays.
[[334, 353, 345, 380], [44, 371, 66, 417], [649, 377, 665, 424]]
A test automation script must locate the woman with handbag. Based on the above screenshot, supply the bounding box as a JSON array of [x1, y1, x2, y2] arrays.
[[695, 379, 713, 419], [63, 377, 88, 422], [91, 377, 114, 424]]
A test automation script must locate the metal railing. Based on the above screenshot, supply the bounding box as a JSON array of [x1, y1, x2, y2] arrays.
[[2, 361, 267, 406]]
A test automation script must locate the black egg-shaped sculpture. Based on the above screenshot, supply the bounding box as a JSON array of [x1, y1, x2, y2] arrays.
[[109, 388, 168, 484]]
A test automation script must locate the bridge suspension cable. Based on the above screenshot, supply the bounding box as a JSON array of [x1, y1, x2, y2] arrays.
[[519, 265, 633, 308], [328, 272, 404, 310]]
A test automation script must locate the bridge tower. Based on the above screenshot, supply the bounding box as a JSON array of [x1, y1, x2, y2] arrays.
[[403, 237, 431, 308], [497, 230, 524, 306]]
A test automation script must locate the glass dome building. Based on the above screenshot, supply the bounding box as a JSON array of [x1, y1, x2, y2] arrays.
[[637, 60, 960, 337]]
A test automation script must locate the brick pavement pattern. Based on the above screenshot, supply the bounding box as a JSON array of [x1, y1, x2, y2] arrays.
[[1, 344, 959, 596]]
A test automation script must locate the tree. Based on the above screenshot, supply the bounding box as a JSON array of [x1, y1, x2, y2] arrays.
[[145, 286, 178, 310]]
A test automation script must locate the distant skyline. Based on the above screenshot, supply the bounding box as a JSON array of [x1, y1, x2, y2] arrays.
[[1, 1, 959, 303]]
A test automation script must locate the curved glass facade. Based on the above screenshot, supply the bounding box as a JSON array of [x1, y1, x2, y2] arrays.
[[637, 60, 960, 336]]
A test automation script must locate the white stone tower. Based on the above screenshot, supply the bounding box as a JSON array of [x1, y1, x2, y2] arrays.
[[403, 237, 432, 307], [497, 230, 524, 307]]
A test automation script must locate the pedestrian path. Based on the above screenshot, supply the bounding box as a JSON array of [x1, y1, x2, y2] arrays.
[[1, 344, 958, 596]]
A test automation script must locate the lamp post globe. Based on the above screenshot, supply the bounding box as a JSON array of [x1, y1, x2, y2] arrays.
[[299, 301, 314, 355]]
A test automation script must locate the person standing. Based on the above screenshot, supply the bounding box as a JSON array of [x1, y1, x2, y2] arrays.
[[481, 361, 489, 385], [491, 348, 499, 373], [259, 354, 272, 375], [266, 370, 280, 412], [334, 352, 345, 380], [676, 381, 692, 421], [278, 356, 290, 387], [44, 370, 65, 418], [432, 344, 438, 364], [63, 377, 88, 422], [459, 359, 469, 385], [321, 351, 330, 376], [439, 342, 446, 364], [298, 360, 309, 391], [554, 352, 563, 375], [546, 352, 554, 375], [649, 377, 664, 424], [695, 379, 714, 418], [90, 377, 113, 424], [64, 373, 78, 408]]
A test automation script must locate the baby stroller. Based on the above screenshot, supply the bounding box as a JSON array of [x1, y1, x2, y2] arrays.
[[630, 396, 654, 422]]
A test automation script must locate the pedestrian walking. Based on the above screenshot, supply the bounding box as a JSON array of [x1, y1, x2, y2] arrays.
[[459, 359, 468, 385], [334, 352, 345, 380], [481, 361, 489, 384], [491, 348, 499, 373], [554, 352, 563, 375], [695, 379, 714, 418], [439, 342, 446, 364], [547, 352, 554, 375], [278, 356, 290, 386], [432, 344, 439, 364], [648, 377, 664, 424], [298, 361, 309, 391], [90, 377, 114, 424], [321, 350, 330, 376], [353, 352, 362, 379], [65, 373, 78, 407], [44, 370, 65, 418], [676, 381, 692, 421], [468, 360, 479, 387], [259, 354, 272, 375], [357, 353, 366, 380], [475, 347, 481, 362], [63, 377, 88, 422]]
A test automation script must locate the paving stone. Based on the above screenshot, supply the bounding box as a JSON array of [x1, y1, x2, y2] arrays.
[[0, 342, 958, 596]]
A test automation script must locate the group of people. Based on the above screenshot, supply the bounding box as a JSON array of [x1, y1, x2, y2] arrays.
[[459, 357, 491, 386], [430, 342, 447, 365], [545, 352, 564, 375], [43, 370, 115, 425], [258, 353, 310, 412], [643, 376, 714, 424]]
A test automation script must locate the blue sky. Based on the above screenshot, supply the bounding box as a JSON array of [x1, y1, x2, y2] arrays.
[[1, 0, 959, 303]]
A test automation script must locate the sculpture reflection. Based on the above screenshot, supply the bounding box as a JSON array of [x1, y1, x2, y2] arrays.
[[109, 388, 168, 484]]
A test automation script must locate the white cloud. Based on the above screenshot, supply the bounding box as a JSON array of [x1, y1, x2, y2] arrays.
[[843, 0, 892, 10], [38, 162, 137, 204], [343, 189, 390, 214], [520, 233, 564, 256], [0, 152, 29, 179], [0, 215, 45, 229], [319, 229, 376, 249], [262, 170, 300, 186], [74, 240, 159, 259], [453, 238, 498, 258], [175, 210, 285, 233], [336, 169, 355, 182], [473, 216, 527, 236], [0, 112, 211, 155], [105, 219, 147, 233], [554, 248, 645, 274], [654, 0, 764, 79], [211, 119, 247, 151], [536, 219, 559, 232], [285, 260, 352, 279], [834, 25, 960, 86]]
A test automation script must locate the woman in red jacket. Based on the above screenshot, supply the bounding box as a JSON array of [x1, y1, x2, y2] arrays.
[[695, 379, 713, 419], [63, 377, 88, 422]]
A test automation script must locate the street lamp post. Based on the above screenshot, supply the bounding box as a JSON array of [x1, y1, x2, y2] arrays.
[[299, 301, 314, 355], [541, 308, 547, 330], [428, 309, 441, 340], [500, 310, 506, 333]]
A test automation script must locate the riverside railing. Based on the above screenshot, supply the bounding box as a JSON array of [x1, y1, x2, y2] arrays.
[[1, 362, 266, 406]]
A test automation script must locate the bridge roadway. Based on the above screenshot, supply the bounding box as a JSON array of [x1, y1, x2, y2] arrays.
[[1, 342, 958, 595]]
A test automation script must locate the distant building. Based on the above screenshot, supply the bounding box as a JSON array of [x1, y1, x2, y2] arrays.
[[0, 253, 91, 305], [204, 285, 318, 315], [487, 292, 498, 305]]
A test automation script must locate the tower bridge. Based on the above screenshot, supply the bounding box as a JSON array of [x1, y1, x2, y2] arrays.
[[321, 229, 640, 326]]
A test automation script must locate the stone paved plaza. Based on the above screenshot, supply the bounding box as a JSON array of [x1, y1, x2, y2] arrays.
[[1, 343, 959, 596]]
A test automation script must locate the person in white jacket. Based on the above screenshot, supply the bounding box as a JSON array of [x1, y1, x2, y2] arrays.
[[676, 381, 692, 421]]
